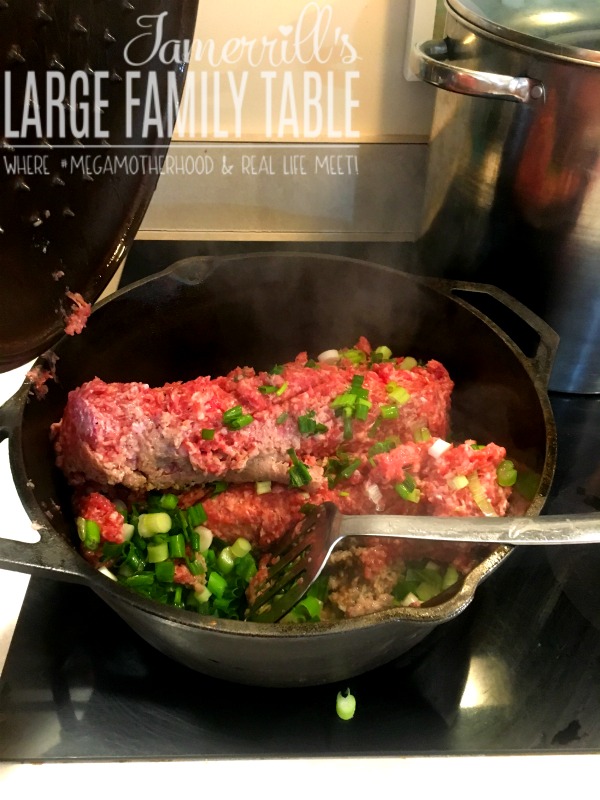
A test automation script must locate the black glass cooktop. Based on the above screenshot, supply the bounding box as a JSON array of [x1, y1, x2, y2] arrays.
[[2, 240, 600, 761], [1, 391, 600, 761]]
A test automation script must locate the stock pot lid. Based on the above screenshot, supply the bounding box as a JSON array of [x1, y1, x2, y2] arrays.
[[448, 0, 600, 64], [0, 1, 199, 374]]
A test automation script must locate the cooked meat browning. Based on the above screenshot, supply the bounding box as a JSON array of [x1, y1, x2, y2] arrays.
[[53, 339, 453, 492]]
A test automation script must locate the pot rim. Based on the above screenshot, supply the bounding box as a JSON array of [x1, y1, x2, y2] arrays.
[[447, 0, 600, 68]]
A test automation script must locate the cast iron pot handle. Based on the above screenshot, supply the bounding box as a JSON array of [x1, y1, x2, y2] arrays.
[[0, 393, 92, 585], [420, 277, 559, 387], [411, 38, 545, 104]]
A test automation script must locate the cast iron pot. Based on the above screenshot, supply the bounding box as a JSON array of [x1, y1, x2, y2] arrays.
[[0, 253, 558, 687]]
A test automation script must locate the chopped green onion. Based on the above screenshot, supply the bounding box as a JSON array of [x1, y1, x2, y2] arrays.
[[123, 573, 155, 588], [194, 525, 213, 552], [195, 586, 212, 604], [300, 502, 318, 515], [276, 412, 289, 425], [207, 571, 227, 598], [287, 448, 312, 487], [395, 476, 421, 503], [275, 381, 288, 396], [354, 399, 372, 421], [147, 542, 169, 563], [258, 384, 278, 394], [137, 512, 172, 538], [374, 345, 392, 361], [222, 405, 254, 429], [230, 537, 252, 559], [168, 533, 186, 559], [83, 519, 101, 551], [255, 480, 272, 495], [217, 547, 235, 574], [343, 411, 353, 441], [367, 438, 398, 458], [155, 560, 175, 583], [211, 481, 228, 497], [222, 405, 243, 424], [442, 564, 460, 590], [379, 404, 399, 420], [497, 459, 518, 487], [228, 413, 254, 430], [449, 474, 469, 490], [159, 493, 178, 510], [342, 348, 366, 365], [413, 426, 431, 442], [386, 382, 410, 406], [336, 688, 356, 720], [331, 393, 357, 410], [339, 458, 361, 481], [201, 428, 215, 440], [269, 364, 284, 375], [399, 356, 417, 370], [76, 516, 87, 541], [187, 503, 208, 527], [304, 359, 318, 368], [297, 410, 328, 436], [468, 472, 498, 516]]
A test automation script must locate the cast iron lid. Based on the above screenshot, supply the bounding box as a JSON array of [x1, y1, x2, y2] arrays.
[[447, 0, 600, 64], [0, 0, 199, 374]]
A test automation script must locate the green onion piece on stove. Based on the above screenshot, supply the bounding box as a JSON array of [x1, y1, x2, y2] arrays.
[[201, 428, 215, 440], [496, 459, 518, 487], [276, 412, 289, 425], [269, 364, 284, 375], [211, 482, 228, 497], [258, 384, 278, 394], [336, 688, 356, 721], [276, 381, 288, 396], [137, 512, 172, 538], [255, 480, 272, 495]]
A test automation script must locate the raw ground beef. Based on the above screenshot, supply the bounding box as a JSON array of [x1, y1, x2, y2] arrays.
[[64, 340, 515, 621], [52, 338, 453, 491]]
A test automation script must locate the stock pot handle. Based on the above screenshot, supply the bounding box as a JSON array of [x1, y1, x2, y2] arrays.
[[0, 393, 91, 585], [411, 38, 545, 104]]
